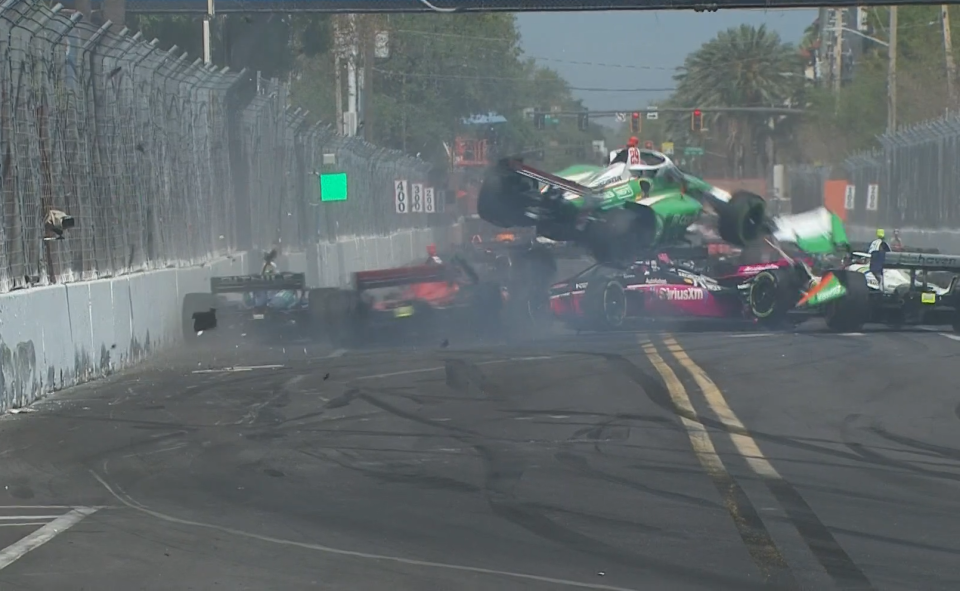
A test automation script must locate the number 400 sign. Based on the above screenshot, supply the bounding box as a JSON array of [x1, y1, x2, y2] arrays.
[[395, 180, 438, 214]]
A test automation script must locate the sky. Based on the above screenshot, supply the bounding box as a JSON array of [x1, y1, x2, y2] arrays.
[[515, 9, 817, 116]]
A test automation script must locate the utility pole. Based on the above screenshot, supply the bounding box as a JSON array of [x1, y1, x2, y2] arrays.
[[334, 16, 343, 135], [346, 13, 359, 137], [203, 0, 214, 64], [833, 8, 844, 94], [888, 7, 898, 133], [943, 5, 956, 106], [361, 17, 374, 142]]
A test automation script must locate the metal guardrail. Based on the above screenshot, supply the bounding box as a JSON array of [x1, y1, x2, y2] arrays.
[[0, 0, 444, 293]]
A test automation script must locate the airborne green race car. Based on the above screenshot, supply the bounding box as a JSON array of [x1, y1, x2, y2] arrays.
[[478, 148, 767, 264]]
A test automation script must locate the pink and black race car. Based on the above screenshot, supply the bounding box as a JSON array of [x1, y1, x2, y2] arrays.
[[548, 250, 815, 331]]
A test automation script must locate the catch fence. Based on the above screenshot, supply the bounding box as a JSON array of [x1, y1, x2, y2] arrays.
[[0, 0, 443, 293], [784, 112, 960, 234]]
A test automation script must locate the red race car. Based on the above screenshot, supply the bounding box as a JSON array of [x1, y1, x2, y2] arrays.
[[549, 247, 814, 331], [309, 249, 507, 346]]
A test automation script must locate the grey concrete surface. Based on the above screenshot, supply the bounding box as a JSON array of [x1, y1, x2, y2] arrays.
[[0, 321, 958, 590], [0, 252, 254, 413]]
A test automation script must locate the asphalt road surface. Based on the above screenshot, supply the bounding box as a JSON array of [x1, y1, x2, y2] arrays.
[[1, 319, 960, 590]]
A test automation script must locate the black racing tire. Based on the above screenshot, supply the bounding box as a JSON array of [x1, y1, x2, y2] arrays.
[[717, 191, 766, 247], [582, 276, 628, 331], [747, 268, 801, 326], [477, 162, 539, 228], [823, 270, 871, 332], [182, 292, 217, 341]]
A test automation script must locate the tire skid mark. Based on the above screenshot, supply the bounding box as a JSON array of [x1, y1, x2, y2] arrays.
[[351, 358, 771, 590], [664, 337, 877, 591], [638, 342, 797, 589]]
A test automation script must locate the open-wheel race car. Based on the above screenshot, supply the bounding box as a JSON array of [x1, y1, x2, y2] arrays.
[[752, 250, 960, 332], [183, 271, 309, 340], [477, 148, 768, 265], [308, 253, 515, 346], [548, 245, 818, 331]]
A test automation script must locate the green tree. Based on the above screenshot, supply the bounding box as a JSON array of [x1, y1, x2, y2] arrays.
[[803, 6, 960, 159], [291, 14, 594, 168], [126, 14, 332, 80], [666, 24, 806, 178]]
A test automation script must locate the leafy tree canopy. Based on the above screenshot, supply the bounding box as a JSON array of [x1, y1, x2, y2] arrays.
[[126, 12, 595, 169]]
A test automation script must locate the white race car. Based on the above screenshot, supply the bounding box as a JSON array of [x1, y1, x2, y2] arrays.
[[845, 251, 951, 295]]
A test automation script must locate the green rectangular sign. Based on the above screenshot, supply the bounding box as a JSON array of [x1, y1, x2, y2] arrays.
[[319, 172, 348, 202], [683, 147, 704, 156]]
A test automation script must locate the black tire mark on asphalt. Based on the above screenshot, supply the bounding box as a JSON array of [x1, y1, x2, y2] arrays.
[[870, 424, 960, 462], [556, 413, 722, 510], [764, 480, 876, 591], [351, 362, 771, 590], [554, 450, 722, 510], [630, 345, 877, 591], [599, 352, 798, 589], [841, 414, 960, 483]]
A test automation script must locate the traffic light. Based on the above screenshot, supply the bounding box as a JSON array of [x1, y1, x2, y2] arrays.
[[691, 109, 704, 132], [534, 110, 545, 130], [630, 112, 641, 134], [578, 112, 589, 132]]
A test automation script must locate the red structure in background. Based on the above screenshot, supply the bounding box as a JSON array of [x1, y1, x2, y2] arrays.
[[452, 137, 490, 168], [447, 113, 508, 216]]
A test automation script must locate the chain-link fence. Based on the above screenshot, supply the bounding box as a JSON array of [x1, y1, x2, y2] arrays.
[[0, 0, 444, 294], [783, 113, 960, 234]]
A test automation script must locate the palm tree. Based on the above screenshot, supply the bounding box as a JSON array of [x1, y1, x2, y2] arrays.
[[667, 24, 806, 179]]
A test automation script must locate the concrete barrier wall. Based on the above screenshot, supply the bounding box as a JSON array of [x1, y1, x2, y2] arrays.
[[0, 253, 251, 413], [304, 226, 460, 289], [0, 222, 461, 413], [848, 225, 960, 253]]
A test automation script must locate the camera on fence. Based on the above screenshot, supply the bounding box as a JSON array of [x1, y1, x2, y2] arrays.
[[43, 209, 76, 241]]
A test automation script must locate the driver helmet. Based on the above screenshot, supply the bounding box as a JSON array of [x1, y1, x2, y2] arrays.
[[627, 136, 640, 148], [876, 228, 885, 239]]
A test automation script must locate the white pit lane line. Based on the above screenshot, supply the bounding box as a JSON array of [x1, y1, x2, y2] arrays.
[[0, 507, 99, 570]]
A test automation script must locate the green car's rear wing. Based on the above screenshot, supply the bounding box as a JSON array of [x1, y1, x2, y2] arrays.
[[881, 252, 960, 271], [211, 273, 306, 294]]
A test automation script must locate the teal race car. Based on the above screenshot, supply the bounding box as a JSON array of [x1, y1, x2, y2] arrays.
[[478, 148, 768, 264]]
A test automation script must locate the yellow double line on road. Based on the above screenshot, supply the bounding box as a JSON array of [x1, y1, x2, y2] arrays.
[[641, 335, 793, 584], [645, 336, 783, 480], [641, 335, 875, 590]]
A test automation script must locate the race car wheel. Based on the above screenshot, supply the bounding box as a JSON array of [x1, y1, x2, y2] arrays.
[[583, 278, 628, 331], [717, 191, 766, 247], [823, 270, 870, 332], [182, 292, 217, 341], [748, 269, 799, 326], [477, 162, 538, 228]]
